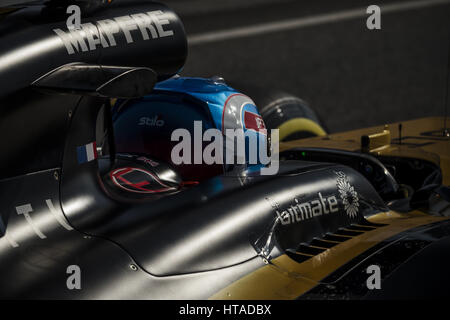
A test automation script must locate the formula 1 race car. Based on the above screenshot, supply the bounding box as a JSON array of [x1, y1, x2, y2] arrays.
[[0, 0, 449, 300]]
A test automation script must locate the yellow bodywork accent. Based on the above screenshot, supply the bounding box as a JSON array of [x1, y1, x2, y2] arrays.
[[209, 117, 449, 299], [209, 211, 448, 300], [278, 117, 327, 141], [362, 125, 391, 152], [280, 117, 450, 185]]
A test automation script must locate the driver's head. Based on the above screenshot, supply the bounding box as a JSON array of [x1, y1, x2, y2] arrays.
[[112, 76, 267, 181]]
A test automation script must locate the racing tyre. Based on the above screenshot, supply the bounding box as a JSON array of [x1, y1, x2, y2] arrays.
[[257, 92, 327, 142], [230, 81, 327, 142]]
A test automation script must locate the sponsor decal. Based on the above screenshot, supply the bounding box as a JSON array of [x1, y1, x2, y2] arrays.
[[336, 171, 359, 218], [110, 167, 176, 193], [139, 115, 164, 127], [276, 193, 339, 225], [136, 156, 159, 167], [276, 171, 360, 225], [221, 93, 258, 134], [244, 111, 267, 134], [77, 142, 97, 164], [5, 199, 73, 249], [54, 10, 174, 55]]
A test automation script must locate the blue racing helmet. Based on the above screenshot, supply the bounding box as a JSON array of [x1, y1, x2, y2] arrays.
[[112, 76, 268, 181]]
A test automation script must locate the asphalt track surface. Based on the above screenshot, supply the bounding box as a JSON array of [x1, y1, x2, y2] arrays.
[[165, 0, 450, 133]]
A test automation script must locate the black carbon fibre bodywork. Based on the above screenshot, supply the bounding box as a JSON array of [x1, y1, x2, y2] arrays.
[[0, 157, 387, 298], [0, 0, 187, 180], [300, 220, 450, 299]]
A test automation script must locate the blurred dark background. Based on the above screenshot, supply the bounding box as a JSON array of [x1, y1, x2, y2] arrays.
[[164, 0, 450, 133]]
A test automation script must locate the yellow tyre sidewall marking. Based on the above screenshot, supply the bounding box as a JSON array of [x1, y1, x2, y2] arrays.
[[278, 118, 327, 141]]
